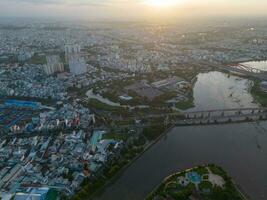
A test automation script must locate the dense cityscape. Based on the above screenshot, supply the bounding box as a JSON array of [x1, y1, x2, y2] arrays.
[[1, 5, 267, 200]]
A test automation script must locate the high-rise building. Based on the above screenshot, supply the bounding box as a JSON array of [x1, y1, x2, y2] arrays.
[[64, 44, 81, 63], [17, 48, 34, 62], [65, 44, 87, 75], [44, 55, 64, 75], [69, 55, 87, 75]]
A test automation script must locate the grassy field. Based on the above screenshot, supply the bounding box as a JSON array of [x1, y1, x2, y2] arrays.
[[83, 99, 119, 111], [28, 54, 47, 65], [102, 132, 130, 141]]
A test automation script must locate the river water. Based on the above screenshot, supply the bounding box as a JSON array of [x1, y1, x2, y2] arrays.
[[95, 71, 267, 200], [241, 60, 267, 72], [189, 71, 258, 111]]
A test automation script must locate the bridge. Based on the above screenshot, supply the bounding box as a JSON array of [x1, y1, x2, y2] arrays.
[[216, 62, 267, 80], [193, 61, 267, 81], [164, 107, 267, 126], [142, 107, 267, 127], [183, 107, 267, 119], [174, 113, 267, 126], [144, 107, 267, 119], [231, 64, 265, 74], [2, 108, 267, 140]]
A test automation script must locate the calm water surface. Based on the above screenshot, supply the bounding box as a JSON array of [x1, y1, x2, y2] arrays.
[[95, 71, 266, 200], [95, 123, 267, 200], [242, 60, 267, 72], [189, 71, 258, 111]]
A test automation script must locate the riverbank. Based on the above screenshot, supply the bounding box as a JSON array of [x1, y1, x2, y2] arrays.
[[71, 122, 175, 200], [94, 122, 267, 200], [91, 124, 174, 198], [250, 79, 267, 107], [175, 95, 194, 110]]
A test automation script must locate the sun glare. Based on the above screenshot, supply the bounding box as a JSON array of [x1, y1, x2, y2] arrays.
[[145, 0, 180, 7]]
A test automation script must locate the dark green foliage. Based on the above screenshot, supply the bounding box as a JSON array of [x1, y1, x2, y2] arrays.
[[146, 165, 245, 200], [142, 118, 166, 140], [251, 79, 267, 106]]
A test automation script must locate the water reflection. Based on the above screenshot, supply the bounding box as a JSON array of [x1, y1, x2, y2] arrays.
[[188, 71, 258, 111], [242, 60, 267, 72], [95, 122, 267, 200]]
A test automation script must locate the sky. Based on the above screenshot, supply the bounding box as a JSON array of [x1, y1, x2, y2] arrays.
[[0, 0, 267, 20]]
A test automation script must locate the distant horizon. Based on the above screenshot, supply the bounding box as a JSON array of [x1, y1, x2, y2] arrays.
[[1, 15, 267, 24], [1, 0, 267, 20]]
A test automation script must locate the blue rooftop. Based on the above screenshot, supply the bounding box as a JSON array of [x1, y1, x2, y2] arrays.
[[5, 99, 40, 109]]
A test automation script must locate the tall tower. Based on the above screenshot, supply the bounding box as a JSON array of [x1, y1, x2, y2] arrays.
[[44, 55, 64, 75], [65, 44, 87, 75]]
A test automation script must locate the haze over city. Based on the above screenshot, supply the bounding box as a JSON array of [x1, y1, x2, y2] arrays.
[[1, 0, 267, 19], [1, 0, 267, 200]]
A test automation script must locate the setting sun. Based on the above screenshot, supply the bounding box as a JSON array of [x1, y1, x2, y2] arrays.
[[145, 0, 180, 7]]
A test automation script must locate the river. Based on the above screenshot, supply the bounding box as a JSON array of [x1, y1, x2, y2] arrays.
[[189, 71, 258, 111], [241, 60, 267, 72], [94, 71, 267, 200]]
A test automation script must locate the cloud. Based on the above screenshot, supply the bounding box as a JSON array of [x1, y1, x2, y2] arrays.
[[3, 0, 142, 7], [4, 0, 106, 6], [1, 0, 267, 19]]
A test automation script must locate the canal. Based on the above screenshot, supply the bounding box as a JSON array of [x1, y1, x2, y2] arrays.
[[95, 71, 267, 200]]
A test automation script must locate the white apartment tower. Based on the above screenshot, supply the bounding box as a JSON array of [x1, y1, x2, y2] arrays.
[[65, 44, 87, 75], [44, 55, 64, 75]]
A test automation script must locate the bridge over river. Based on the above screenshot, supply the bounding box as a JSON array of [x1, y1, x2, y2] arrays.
[[190, 60, 267, 80], [172, 107, 267, 126], [199, 61, 267, 80], [143, 107, 267, 126], [184, 107, 267, 118], [145, 107, 266, 118], [221, 65, 267, 80]]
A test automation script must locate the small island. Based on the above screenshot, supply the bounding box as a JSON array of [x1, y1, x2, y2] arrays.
[[146, 164, 247, 200]]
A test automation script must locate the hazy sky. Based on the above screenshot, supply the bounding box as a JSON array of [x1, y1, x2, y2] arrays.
[[1, 0, 267, 20]]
